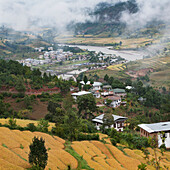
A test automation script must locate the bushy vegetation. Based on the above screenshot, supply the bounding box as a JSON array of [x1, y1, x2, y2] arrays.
[[109, 128, 149, 150]]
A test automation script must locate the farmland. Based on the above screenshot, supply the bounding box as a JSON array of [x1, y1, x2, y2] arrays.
[[0, 127, 77, 170], [126, 54, 170, 89], [0, 127, 170, 169], [71, 140, 170, 170], [0, 118, 55, 130], [55, 35, 157, 50], [85, 66, 130, 81]]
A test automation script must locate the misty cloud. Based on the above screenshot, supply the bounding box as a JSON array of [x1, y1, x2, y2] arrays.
[[0, 0, 169, 32], [0, 0, 117, 31], [120, 0, 170, 29]]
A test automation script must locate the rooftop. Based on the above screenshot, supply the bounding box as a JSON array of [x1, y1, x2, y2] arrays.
[[113, 88, 126, 93], [138, 122, 170, 133], [92, 114, 127, 124], [107, 96, 121, 101], [103, 85, 112, 88], [71, 91, 91, 96]]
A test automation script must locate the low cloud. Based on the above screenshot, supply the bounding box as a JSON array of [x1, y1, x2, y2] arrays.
[[0, 0, 117, 31], [0, 0, 169, 34], [120, 0, 170, 29]]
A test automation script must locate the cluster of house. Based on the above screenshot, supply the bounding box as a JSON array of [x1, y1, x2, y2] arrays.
[[18, 48, 74, 67], [71, 81, 170, 149], [93, 114, 170, 149], [71, 81, 127, 108]]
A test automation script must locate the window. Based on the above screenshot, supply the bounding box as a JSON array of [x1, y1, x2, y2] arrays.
[[160, 132, 167, 138], [118, 123, 120, 128]]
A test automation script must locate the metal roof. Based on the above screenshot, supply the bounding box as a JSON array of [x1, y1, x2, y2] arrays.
[[113, 88, 126, 93], [71, 91, 91, 96], [138, 122, 170, 133], [92, 114, 127, 124]]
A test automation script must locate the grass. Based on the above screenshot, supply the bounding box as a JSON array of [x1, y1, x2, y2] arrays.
[[65, 141, 93, 170]]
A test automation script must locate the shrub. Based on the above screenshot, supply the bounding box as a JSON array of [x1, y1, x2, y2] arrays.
[[40, 98, 48, 102], [27, 123, 37, 132], [160, 144, 166, 150], [8, 117, 17, 128], [2, 92, 12, 97], [12, 94, 18, 98], [77, 133, 99, 141], [110, 138, 117, 146]]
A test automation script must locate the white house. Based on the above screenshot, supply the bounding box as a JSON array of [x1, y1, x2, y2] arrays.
[[92, 82, 103, 91], [71, 91, 91, 100], [92, 114, 127, 132], [138, 122, 170, 149], [104, 96, 121, 108]]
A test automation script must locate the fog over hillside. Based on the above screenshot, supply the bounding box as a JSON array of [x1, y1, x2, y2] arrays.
[[0, 0, 169, 33]]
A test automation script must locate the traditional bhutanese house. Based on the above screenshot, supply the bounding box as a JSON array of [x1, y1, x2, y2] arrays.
[[104, 96, 121, 108], [103, 85, 112, 91], [92, 114, 127, 132], [113, 88, 126, 97], [71, 91, 91, 100], [138, 122, 170, 149]]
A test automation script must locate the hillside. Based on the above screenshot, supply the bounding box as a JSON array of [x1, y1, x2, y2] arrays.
[[0, 127, 170, 170], [72, 0, 166, 39], [0, 127, 77, 170], [73, 0, 138, 37], [126, 50, 170, 90]]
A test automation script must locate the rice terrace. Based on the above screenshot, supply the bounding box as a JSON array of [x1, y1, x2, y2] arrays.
[[0, 126, 170, 170]]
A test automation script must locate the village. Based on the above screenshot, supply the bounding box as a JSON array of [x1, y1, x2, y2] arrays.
[[69, 79, 170, 149], [17, 45, 127, 77], [14, 45, 170, 150]]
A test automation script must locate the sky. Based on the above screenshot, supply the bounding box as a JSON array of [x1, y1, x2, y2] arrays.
[[0, 0, 169, 31]]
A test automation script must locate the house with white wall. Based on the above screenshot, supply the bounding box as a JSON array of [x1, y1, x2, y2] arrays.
[[138, 122, 170, 149], [92, 114, 127, 132], [104, 96, 121, 108]]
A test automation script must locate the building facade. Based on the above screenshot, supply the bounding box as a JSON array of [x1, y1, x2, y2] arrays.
[[138, 122, 170, 149], [92, 114, 127, 132]]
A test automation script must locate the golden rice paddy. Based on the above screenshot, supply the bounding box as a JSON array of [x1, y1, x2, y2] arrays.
[[0, 118, 55, 130], [0, 126, 170, 170], [71, 141, 170, 170], [0, 127, 78, 170]]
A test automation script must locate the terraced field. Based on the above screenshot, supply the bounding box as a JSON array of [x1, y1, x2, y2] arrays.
[[71, 140, 170, 170], [126, 55, 170, 89], [0, 127, 78, 170], [107, 64, 126, 71], [0, 127, 170, 169], [0, 118, 55, 130]]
